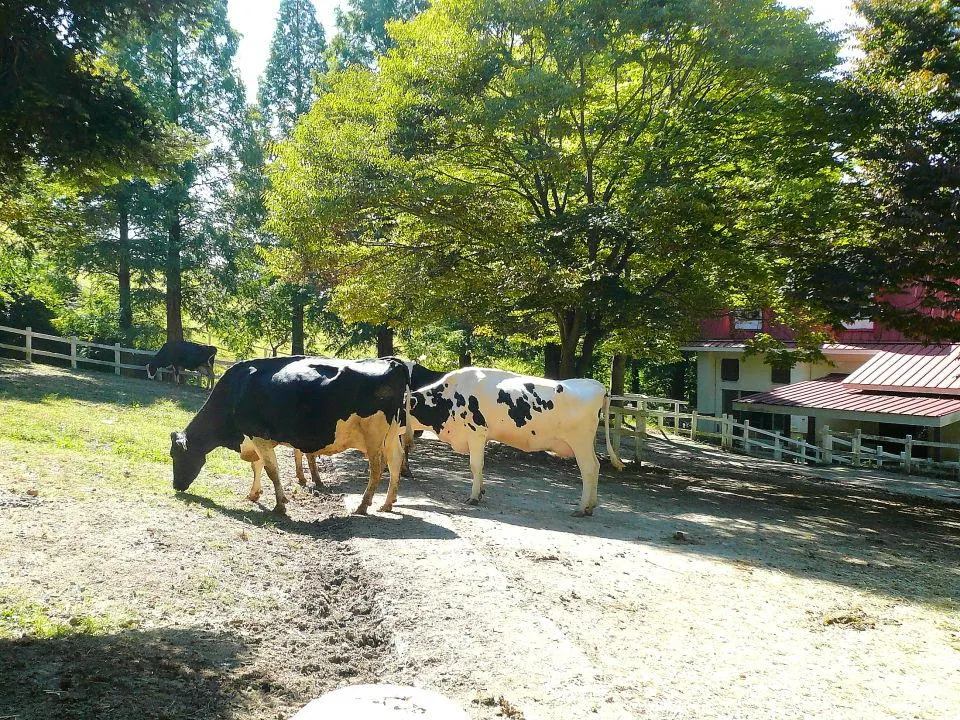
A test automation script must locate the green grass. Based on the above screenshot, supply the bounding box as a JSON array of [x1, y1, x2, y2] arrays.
[[0, 592, 137, 640], [0, 359, 247, 501]]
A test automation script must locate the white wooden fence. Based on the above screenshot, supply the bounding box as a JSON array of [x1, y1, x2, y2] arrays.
[[0, 324, 235, 385], [605, 394, 960, 479]]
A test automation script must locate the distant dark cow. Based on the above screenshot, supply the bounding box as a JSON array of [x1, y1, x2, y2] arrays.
[[147, 340, 217, 389], [407, 367, 624, 516], [170, 356, 410, 514], [400, 361, 448, 476]]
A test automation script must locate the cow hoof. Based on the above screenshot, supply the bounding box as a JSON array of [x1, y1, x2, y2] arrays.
[[297, 478, 307, 487], [246, 492, 261, 502], [378, 503, 394, 513], [466, 497, 480, 506], [274, 504, 287, 515], [353, 504, 370, 515], [314, 483, 327, 493], [571, 509, 588, 518]]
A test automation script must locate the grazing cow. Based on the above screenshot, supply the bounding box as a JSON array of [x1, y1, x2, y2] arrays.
[[240, 439, 322, 502], [400, 361, 448, 476], [147, 340, 218, 389], [406, 367, 624, 516], [169, 356, 410, 514]]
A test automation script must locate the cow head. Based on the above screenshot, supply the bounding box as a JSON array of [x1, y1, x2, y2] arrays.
[[170, 430, 205, 490]]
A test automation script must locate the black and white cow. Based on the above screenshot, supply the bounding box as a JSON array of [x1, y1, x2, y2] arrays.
[[169, 356, 410, 514], [147, 340, 218, 389], [400, 361, 448, 476], [407, 367, 624, 516]]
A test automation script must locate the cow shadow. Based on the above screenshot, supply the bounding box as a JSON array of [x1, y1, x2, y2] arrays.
[[0, 627, 246, 720], [380, 438, 960, 607], [175, 491, 459, 542]]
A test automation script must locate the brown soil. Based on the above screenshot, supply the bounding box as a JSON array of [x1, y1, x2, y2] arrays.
[[3, 424, 959, 719]]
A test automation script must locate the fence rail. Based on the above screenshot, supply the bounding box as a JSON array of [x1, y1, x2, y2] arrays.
[[0, 324, 235, 384], [605, 395, 960, 480]]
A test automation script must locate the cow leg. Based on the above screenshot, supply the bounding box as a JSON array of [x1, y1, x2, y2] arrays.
[[247, 459, 263, 502], [251, 438, 286, 514], [307, 453, 325, 490], [571, 438, 601, 517], [466, 430, 488, 505], [355, 450, 383, 515], [239, 437, 263, 502], [379, 432, 405, 512], [294, 449, 308, 486]]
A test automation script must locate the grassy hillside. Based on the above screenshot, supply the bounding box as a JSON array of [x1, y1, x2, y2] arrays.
[[0, 359, 247, 502]]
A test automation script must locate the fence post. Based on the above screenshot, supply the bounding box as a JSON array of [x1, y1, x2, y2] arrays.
[[657, 411, 664, 434], [903, 435, 912, 474], [876, 444, 884, 469], [743, 419, 751, 454], [25, 326, 32, 363], [70, 337, 77, 369], [774, 432, 782, 461], [822, 425, 833, 465], [114, 343, 121, 375], [853, 429, 862, 466], [673, 402, 680, 433], [690, 410, 698, 442], [635, 403, 645, 464], [721, 414, 730, 450]]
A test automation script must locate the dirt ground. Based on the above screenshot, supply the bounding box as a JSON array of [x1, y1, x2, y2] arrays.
[[2, 362, 959, 719]]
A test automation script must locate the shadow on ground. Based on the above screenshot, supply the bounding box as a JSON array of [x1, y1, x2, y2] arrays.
[[0, 627, 248, 720], [177, 490, 459, 542], [349, 437, 960, 607], [0, 359, 205, 412]]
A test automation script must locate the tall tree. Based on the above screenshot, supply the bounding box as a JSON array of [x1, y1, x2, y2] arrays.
[[819, 0, 960, 340], [269, 0, 845, 377], [116, 0, 246, 344], [328, 0, 427, 68], [258, 0, 328, 138], [256, 0, 328, 354]]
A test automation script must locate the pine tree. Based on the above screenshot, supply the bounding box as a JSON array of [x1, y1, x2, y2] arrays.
[[328, 0, 427, 69], [116, 0, 247, 344], [258, 0, 328, 138], [257, 0, 328, 354]]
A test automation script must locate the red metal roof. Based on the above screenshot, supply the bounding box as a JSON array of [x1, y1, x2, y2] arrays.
[[680, 341, 924, 353], [734, 378, 960, 426], [843, 344, 960, 396]]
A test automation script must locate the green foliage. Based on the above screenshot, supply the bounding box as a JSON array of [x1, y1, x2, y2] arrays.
[[841, 0, 960, 340], [0, 1, 186, 184], [328, 0, 428, 68], [258, 0, 328, 137], [269, 0, 847, 376]]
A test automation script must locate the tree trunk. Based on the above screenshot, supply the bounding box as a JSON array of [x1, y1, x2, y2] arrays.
[[557, 309, 583, 379], [165, 214, 183, 344], [458, 351, 472, 367], [291, 292, 305, 355], [670, 358, 686, 401], [376, 325, 394, 357], [575, 327, 601, 377], [543, 343, 561, 379], [610, 354, 627, 403], [117, 196, 132, 341], [630, 358, 641, 393]]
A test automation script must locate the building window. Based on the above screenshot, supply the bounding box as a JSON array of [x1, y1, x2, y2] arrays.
[[733, 310, 763, 331], [721, 358, 740, 382], [771, 365, 791, 384], [842, 316, 874, 330]]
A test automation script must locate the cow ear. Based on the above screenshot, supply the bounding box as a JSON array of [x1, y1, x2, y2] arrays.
[[170, 431, 187, 451]]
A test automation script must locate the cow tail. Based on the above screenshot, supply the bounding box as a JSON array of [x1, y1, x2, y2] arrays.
[[604, 394, 625, 471], [403, 385, 414, 449]]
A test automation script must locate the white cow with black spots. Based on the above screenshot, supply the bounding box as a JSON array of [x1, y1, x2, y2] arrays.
[[407, 367, 624, 516]]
